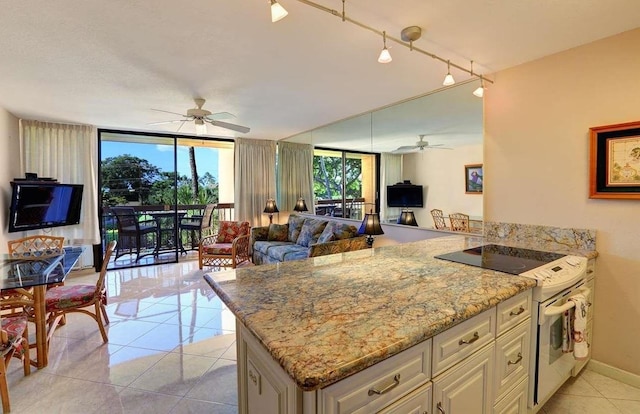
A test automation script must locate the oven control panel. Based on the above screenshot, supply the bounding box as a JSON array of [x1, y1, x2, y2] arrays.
[[520, 255, 587, 301]]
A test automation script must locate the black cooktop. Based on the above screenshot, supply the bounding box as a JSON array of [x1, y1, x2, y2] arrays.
[[435, 244, 566, 275]]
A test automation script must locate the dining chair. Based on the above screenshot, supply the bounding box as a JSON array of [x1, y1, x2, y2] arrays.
[[449, 213, 470, 232], [0, 314, 30, 414], [44, 241, 116, 344], [179, 203, 216, 252], [199, 221, 251, 270], [111, 207, 158, 262], [430, 209, 449, 230]]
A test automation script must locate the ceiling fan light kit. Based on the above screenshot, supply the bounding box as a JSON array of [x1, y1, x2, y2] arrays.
[[269, 0, 492, 97], [150, 98, 251, 135]]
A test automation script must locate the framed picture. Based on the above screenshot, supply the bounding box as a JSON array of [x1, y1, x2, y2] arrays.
[[465, 164, 483, 194], [589, 121, 640, 199]]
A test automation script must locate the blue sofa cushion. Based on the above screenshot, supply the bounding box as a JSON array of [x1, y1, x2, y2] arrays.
[[317, 222, 336, 244], [332, 223, 359, 240], [287, 215, 306, 243], [253, 240, 292, 255], [297, 219, 328, 247], [267, 244, 310, 262]]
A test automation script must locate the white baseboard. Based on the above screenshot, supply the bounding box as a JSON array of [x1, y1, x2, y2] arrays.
[[588, 359, 640, 388]]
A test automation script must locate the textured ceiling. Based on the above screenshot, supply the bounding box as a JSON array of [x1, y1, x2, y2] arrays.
[[0, 1, 639, 151]]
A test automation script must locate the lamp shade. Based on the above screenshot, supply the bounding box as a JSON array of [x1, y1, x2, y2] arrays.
[[263, 199, 279, 214], [270, 0, 288, 22], [358, 212, 384, 236], [293, 198, 309, 212], [397, 210, 418, 226]]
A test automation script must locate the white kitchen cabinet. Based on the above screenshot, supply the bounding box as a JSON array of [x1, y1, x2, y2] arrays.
[[493, 377, 528, 414], [432, 343, 495, 414], [377, 382, 432, 414], [237, 289, 533, 414]]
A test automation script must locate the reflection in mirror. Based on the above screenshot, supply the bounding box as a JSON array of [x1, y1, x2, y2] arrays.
[[285, 80, 483, 230]]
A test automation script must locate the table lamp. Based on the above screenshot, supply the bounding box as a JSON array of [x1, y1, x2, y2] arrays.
[[358, 210, 384, 247], [293, 197, 309, 212], [397, 209, 418, 226], [263, 199, 279, 224]]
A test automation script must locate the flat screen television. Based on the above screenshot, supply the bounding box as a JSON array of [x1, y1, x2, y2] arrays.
[[386, 184, 424, 208], [8, 181, 84, 233]]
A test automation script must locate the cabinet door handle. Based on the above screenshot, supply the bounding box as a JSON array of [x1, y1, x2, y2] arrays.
[[510, 306, 525, 316], [368, 374, 400, 396], [458, 331, 480, 345], [437, 401, 446, 413], [508, 352, 523, 366]]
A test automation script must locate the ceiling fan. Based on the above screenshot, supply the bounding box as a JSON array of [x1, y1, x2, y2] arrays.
[[149, 98, 250, 135], [392, 134, 452, 154]]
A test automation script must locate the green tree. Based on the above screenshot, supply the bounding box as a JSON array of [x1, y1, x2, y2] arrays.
[[313, 155, 362, 200], [101, 155, 161, 205]]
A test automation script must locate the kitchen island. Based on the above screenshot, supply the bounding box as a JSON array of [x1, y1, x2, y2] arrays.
[[204, 235, 538, 413]]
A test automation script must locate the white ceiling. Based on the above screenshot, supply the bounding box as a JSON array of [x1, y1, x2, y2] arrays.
[[1, 1, 639, 151]]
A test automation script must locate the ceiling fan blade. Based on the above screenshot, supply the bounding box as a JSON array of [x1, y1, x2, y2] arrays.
[[391, 147, 419, 154], [207, 119, 250, 134], [147, 119, 186, 126], [393, 145, 417, 152], [428, 147, 453, 150], [176, 119, 187, 132], [151, 108, 188, 117], [206, 112, 236, 121]]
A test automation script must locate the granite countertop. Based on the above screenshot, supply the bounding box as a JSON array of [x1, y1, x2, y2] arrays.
[[204, 235, 537, 391]]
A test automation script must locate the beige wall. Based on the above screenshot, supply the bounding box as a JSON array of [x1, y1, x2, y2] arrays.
[[403, 143, 483, 228], [0, 107, 21, 254], [485, 28, 640, 375]]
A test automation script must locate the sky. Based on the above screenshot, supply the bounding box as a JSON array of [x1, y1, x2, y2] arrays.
[[101, 141, 220, 179]]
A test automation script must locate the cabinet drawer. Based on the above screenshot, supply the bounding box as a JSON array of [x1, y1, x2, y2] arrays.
[[494, 320, 530, 401], [493, 376, 528, 414], [318, 340, 431, 414], [496, 290, 531, 336], [377, 382, 432, 414], [432, 308, 496, 376]]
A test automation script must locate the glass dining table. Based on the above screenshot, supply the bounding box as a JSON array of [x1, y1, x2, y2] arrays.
[[1, 247, 82, 368]]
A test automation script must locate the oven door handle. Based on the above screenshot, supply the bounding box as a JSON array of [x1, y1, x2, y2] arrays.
[[540, 287, 590, 324]]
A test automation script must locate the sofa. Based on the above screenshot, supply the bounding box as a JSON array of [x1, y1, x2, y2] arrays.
[[251, 214, 369, 265]]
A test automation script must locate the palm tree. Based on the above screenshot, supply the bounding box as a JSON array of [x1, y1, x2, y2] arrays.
[[188, 146, 199, 202]]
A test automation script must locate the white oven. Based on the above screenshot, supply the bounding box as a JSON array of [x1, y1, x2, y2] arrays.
[[522, 256, 588, 410]]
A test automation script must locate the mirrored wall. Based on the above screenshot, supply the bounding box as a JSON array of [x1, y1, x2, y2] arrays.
[[286, 80, 484, 230]]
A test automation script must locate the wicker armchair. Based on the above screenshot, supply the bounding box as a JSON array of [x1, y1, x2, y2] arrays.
[[198, 221, 251, 270]]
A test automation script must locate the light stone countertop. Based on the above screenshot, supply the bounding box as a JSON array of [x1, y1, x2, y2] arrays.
[[204, 235, 537, 391]]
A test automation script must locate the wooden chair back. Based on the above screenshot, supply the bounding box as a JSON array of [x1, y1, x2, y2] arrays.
[[430, 209, 448, 230], [449, 213, 470, 232], [7, 235, 65, 259]]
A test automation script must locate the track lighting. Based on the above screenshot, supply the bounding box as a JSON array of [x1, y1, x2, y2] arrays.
[[195, 119, 207, 135], [378, 31, 392, 63], [270, 0, 288, 23], [269, 0, 493, 93], [443, 60, 455, 86], [473, 79, 485, 98]]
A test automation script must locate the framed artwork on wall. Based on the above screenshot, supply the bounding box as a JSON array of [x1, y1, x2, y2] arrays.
[[589, 120, 640, 199], [465, 164, 483, 194]]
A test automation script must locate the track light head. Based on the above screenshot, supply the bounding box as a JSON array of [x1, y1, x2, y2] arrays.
[[473, 79, 485, 98], [378, 31, 392, 63], [270, 0, 288, 23], [443, 61, 455, 86]]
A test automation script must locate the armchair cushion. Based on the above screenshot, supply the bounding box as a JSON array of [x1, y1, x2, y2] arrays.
[[267, 223, 289, 241], [296, 218, 328, 247], [218, 221, 250, 243], [202, 243, 233, 255]]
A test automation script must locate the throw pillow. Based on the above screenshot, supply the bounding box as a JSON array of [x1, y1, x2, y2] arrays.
[[316, 222, 336, 244], [296, 218, 328, 247], [218, 221, 247, 243], [268, 223, 289, 241], [332, 223, 358, 240], [287, 214, 306, 243]]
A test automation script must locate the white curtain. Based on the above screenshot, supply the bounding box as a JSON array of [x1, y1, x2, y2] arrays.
[[234, 138, 277, 227], [277, 141, 314, 212], [19, 120, 100, 244], [380, 153, 403, 223]]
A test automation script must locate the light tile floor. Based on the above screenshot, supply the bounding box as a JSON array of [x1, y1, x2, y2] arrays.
[[5, 257, 640, 413]]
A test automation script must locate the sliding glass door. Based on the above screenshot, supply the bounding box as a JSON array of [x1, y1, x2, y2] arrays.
[[99, 130, 233, 270]]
